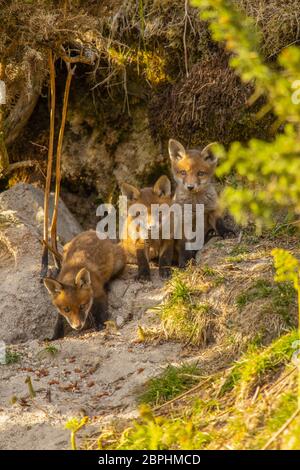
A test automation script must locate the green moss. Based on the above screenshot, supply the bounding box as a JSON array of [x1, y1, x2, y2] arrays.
[[271, 282, 297, 325], [140, 363, 201, 406], [236, 278, 296, 324], [220, 330, 298, 396], [226, 246, 250, 263], [3, 350, 21, 365], [201, 265, 225, 286], [236, 279, 273, 308], [229, 245, 249, 257]]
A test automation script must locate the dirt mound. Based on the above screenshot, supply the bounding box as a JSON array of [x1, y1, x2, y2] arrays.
[[0, 267, 181, 450]]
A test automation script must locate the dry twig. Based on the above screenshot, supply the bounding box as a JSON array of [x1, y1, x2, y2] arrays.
[[50, 61, 75, 267], [41, 50, 56, 278]]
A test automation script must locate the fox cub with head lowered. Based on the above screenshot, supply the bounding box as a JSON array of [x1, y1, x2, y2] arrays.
[[169, 138, 235, 267], [121, 175, 174, 281], [43, 230, 126, 340]]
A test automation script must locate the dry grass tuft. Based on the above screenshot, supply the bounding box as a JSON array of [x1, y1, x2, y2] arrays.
[[235, 0, 300, 57], [149, 53, 257, 146]]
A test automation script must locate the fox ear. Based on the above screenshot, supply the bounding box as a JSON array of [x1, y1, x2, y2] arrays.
[[75, 268, 91, 289], [201, 142, 218, 165], [153, 175, 171, 197], [43, 278, 64, 296], [121, 183, 140, 201], [168, 139, 186, 161]]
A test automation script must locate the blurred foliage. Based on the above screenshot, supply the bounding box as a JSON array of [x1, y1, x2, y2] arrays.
[[65, 416, 89, 450], [272, 249, 300, 290], [116, 404, 212, 450], [220, 329, 298, 397], [192, 0, 300, 229]]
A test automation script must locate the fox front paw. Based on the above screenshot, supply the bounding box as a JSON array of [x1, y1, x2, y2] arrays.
[[219, 227, 236, 239], [43, 334, 63, 342], [178, 251, 196, 269], [159, 266, 171, 279], [136, 269, 151, 282], [216, 218, 236, 239], [95, 322, 105, 332]]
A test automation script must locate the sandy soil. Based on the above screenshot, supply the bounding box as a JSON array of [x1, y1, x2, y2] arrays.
[[0, 268, 183, 450]]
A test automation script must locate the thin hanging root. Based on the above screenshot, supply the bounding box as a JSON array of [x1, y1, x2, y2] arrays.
[[183, 0, 189, 78], [40, 239, 63, 264], [50, 62, 75, 269], [41, 50, 56, 279], [4, 160, 40, 174], [0, 61, 9, 174]]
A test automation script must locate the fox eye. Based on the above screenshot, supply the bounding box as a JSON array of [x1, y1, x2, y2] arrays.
[[63, 307, 70, 313], [180, 170, 187, 176], [198, 171, 206, 177]]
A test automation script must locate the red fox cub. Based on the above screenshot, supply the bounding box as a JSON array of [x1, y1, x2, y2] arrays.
[[169, 138, 235, 267], [43, 230, 126, 340], [121, 175, 174, 281]]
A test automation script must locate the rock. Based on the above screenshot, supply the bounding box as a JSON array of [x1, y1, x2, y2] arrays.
[[115, 315, 125, 328], [0, 183, 82, 245], [0, 184, 82, 343]]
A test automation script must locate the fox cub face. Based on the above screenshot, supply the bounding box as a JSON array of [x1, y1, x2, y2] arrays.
[[121, 175, 172, 237], [44, 268, 93, 330], [169, 139, 217, 192]]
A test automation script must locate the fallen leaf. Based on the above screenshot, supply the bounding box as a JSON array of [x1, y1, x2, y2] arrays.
[[59, 381, 79, 392], [48, 379, 59, 385]]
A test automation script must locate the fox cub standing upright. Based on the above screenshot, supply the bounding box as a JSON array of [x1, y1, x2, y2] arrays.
[[169, 139, 235, 267], [44, 230, 126, 340], [121, 175, 174, 281]]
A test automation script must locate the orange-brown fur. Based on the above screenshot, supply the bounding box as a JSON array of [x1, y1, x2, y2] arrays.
[[44, 230, 125, 339], [169, 139, 235, 266], [120, 176, 174, 280]]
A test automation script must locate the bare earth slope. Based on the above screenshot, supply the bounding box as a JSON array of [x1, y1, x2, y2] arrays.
[[0, 268, 182, 450]]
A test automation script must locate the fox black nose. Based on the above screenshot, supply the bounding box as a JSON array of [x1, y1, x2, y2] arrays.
[[187, 185, 195, 191]]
